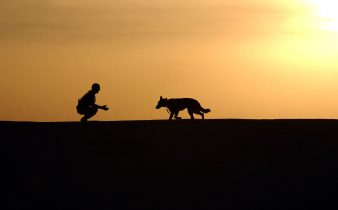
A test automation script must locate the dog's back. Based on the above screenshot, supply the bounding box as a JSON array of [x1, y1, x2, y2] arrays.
[[167, 98, 199, 111]]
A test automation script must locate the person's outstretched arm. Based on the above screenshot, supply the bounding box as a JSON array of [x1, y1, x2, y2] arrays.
[[95, 104, 109, 111]]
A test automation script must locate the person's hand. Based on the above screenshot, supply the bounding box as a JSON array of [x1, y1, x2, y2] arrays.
[[102, 105, 109, 111]]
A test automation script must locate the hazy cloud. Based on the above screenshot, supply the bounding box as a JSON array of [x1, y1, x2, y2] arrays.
[[0, 0, 303, 43]]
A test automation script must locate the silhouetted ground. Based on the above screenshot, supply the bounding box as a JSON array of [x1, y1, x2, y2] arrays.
[[3, 120, 338, 209]]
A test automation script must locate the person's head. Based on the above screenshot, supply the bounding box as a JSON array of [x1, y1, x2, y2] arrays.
[[91, 83, 101, 94]]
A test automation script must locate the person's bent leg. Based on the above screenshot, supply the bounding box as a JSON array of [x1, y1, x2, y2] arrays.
[[82, 107, 98, 122]]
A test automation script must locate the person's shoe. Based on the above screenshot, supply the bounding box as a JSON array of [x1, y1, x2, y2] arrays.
[[80, 117, 87, 123]]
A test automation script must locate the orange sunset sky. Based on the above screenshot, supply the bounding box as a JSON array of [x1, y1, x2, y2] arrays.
[[1, 0, 338, 121]]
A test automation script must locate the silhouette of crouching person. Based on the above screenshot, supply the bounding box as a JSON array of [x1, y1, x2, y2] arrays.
[[77, 83, 109, 123]]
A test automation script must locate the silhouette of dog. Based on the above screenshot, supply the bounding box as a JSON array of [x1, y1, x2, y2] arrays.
[[156, 96, 211, 120]]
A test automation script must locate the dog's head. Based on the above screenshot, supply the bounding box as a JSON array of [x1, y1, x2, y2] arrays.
[[156, 96, 167, 109]]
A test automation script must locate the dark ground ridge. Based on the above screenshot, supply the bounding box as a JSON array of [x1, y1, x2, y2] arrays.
[[4, 119, 338, 209]]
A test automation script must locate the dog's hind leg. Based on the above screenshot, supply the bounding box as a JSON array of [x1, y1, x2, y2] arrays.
[[174, 111, 182, 120], [188, 109, 195, 119], [193, 110, 204, 119], [198, 112, 205, 119]]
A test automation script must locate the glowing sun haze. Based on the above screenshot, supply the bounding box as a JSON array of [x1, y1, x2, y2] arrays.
[[1, 0, 338, 121], [308, 0, 338, 31]]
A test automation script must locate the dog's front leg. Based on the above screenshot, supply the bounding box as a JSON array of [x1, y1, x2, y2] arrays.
[[174, 111, 182, 120], [169, 112, 174, 120]]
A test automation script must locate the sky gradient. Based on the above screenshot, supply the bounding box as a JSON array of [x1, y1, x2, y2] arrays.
[[1, 0, 338, 121]]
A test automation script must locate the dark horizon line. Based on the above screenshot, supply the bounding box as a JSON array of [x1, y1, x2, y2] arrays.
[[2, 118, 338, 123]]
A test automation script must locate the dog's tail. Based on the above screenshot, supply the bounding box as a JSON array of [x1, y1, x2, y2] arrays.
[[201, 108, 211, 113]]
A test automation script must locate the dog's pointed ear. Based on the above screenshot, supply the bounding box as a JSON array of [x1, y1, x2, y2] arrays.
[[160, 96, 163, 99]]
